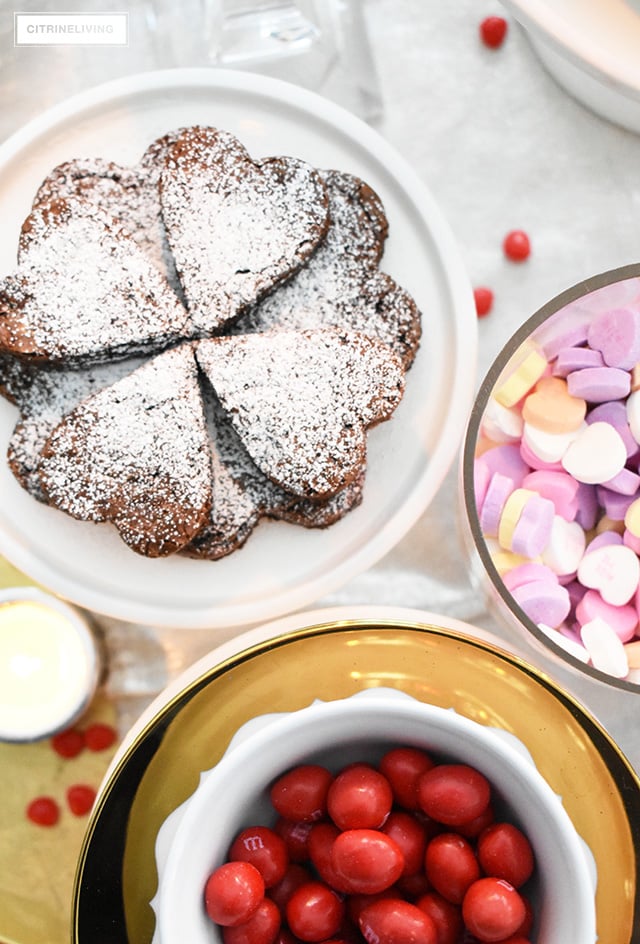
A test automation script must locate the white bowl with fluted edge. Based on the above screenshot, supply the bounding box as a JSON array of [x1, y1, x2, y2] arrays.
[[152, 688, 597, 944]]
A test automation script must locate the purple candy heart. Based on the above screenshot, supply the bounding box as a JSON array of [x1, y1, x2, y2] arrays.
[[587, 307, 640, 370], [566, 366, 631, 403], [511, 578, 571, 628]]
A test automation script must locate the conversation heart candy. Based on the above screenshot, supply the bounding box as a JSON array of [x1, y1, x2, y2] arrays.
[[566, 366, 631, 403], [510, 494, 555, 558], [625, 497, 640, 537], [522, 470, 579, 520], [511, 578, 571, 628], [575, 589, 638, 642], [540, 516, 586, 576], [481, 396, 524, 443], [561, 421, 626, 484], [586, 400, 638, 458], [522, 422, 583, 464], [577, 542, 640, 606], [587, 307, 640, 370], [552, 346, 604, 378], [479, 472, 515, 538], [580, 618, 629, 677], [522, 376, 586, 434], [494, 344, 548, 408], [626, 389, 640, 444], [539, 623, 590, 663]]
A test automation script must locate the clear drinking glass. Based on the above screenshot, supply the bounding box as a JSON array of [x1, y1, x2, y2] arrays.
[[148, 0, 383, 122]]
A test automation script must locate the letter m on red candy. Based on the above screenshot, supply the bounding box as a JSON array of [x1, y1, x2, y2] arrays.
[[242, 834, 265, 851]]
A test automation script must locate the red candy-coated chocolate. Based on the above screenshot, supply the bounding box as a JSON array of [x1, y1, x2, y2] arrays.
[[479, 16, 508, 48], [205, 861, 265, 927], [51, 727, 84, 758], [503, 230, 531, 262], [67, 783, 96, 816], [270, 765, 333, 823], [26, 796, 60, 827], [83, 722, 117, 752], [474, 287, 494, 318], [205, 752, 538, 943]]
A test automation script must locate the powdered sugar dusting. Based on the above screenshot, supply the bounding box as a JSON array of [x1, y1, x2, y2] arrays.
[[233, 169, 422, 369], [8, 356, 145, 501], [160, 126, 329, 332], [31, 154, 182, 293], [0, 198, 189, 363], [196, 329, 405, 499], [38, 344, 212, 556], [184, 380, 364, 559]]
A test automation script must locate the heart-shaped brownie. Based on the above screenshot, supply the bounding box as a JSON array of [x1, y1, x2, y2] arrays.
[[233, 169, 422, 369], [38, 344, 212, 557], [159, 126, 330, 333], [30, 137, 183, 294], [7, 355, 145, 502], [183, 383, 364, 560], [0, 197, 189, 365], [195, 328, 405, 500]]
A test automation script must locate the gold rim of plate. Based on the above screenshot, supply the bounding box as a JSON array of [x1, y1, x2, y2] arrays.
[[72, 619, 640, 943]]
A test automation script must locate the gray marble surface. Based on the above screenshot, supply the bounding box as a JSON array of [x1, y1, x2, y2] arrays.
[[2, 0, 639, 771]]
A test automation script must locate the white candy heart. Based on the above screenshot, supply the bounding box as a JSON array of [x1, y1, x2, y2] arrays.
[[541, 516, 586, 576], [626, 389, 640, 445], [580, 618, 629, 678], [482, 396, 524, 443], [561, 421, 626, 484], [577, 543, 640, 606], [523, 421, 584, 464]]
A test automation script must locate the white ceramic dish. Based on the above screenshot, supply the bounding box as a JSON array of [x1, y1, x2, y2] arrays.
[[0, 68, 476, 630], [154, 689, 597, 944], [502, 0, 640, 133]]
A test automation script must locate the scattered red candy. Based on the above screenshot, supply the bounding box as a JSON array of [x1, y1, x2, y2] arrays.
[[474, 287, 494, 318], [51, 727, 84, 759], [83, 722, 117, 752], [26, 796, 60, 827], [479, 16, 508, 49], [67, 783, 96, 816], [204, 750, 538, 944], [503, 230, 531, 262]]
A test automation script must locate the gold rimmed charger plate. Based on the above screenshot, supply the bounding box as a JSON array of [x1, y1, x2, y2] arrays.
[[72, 613, 640, 943]]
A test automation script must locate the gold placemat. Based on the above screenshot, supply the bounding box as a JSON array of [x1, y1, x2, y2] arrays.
[[0, 558, 120, 944]]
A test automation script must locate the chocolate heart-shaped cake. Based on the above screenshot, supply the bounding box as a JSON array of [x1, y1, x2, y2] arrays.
[[0, 197, 189, 365], [233, 169, 422, 369], [38, 345, 211, 557], [159, 126, 330, 333], [196, 328, 405, 500]]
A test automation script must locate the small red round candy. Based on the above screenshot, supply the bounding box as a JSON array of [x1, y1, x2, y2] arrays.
[[480, 16, 508, 48], [205, 860, 265, 927], [462, 877, 526, 943], [327, 764, 393, 830], [503, 230, 531, 262], [474, 287, 494, 318], [285, 881, 345, 942], [270, 765, 333, 823], [424, 833, 481, 904], [477, 822, 535, 888], [83, 723, 117, 752], [67, 784, 96, 816], [229, 826, 289, 888], [275, 817, 313, 863], [415, 891, 464, 944], [268, 863, 312, 913], [359, 898, 438, 944], [307, 822, 348, 892], [418, 764, 491, 827], [26, 796, 60, 827], [330, 828, 404, 895], [380, 810, 428, 876], [378, 747, 434, 811], [222, 896, 280, 944], [51, 727, 84, 758]]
